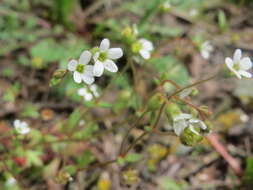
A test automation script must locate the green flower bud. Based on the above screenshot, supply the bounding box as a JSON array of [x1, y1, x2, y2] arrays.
[[53, 69, 67, 79], [50, 69, 67, 87], [148, 94, 163, 111], [165, 103, 181, 120], [122, 169, 139, 185], [55, 171, 72, 185], [121, 25, 138, 43], [159, 2, 172, 13], [199, 105, 212, 116], [180, 125, 203, 146]]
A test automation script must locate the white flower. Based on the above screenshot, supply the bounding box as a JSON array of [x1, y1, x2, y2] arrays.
[[173, 114, 207, 136], [14, 120, 30, 135], [162, 2, 171, 10], [200, 41, 213, 59], [225, 49, 252, 79], [68, 50, 95, 84], [93, 38, 123, 77], [78, 84, 99, 101], [132, 38, 154, 59], [189, 9, 198, 17], [6, 177, 16, 186]]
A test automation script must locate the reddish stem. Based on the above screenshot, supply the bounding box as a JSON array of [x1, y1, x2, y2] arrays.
[[206, 132, 243, 177]]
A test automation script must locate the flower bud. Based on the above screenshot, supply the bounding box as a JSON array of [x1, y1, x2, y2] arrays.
[[50, 69, 67, 87], [122, 169, 139, 185], [159, 2, 172, 13], [165, 103, 181, 121], [121, 25, 138, 43], [199, 105, 212, 116], [180, 125, 203, 146], [148, 94, 163, 111], [55, 171, 73, 185], [53, 69, 67, 79]]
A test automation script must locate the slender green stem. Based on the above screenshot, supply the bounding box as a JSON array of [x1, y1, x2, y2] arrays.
[[167, 74, 217, 100], [77, 159, 117, 172], [119, 110, 149, 155], [152, 102, 166, 130], [122, 131, 149, 157]]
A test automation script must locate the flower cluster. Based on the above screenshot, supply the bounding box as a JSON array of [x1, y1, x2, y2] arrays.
[[68, 39, 123, 84]]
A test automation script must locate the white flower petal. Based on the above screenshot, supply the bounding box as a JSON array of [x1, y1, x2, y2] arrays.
[[174, 113, 192, 121], [93, 52, 99, 62], [79, 50, 92, 65], [14, 120, 20, 128], [78, 88, 87, 96], [225, 57, 234, 68], [189, 125, 200, 135], [82, 75, 95, 85], [238, 70, 252, 78], [107, 48, 123, 59], [140, 39, 153, 51], [73, 71, 82, 83], [100, 38, 110, 51], [68, 60, 78, 71], [233, 49, 242, 63], [199, 120, 207, 130], [84, 93, 93, 101], [104, 59, 118, 73], [240, 57, 252, 70], [93, 61, 104, 77], [140, 50, 151, 59], [173, 120, 187, 136], [20, 121, 28, 128], [84, 65, 94, 77], [201, 51, 210, 59], [232, 69, 242, 79]]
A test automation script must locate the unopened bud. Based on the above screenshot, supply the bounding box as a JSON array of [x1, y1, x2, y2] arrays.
[[122, 169, 139, 185], [50, 69, 67, 87], [148, 94, 163, 111], [165, 103, 181, 120], [180, 125, 203, 146], [55, 171, 73, 185]]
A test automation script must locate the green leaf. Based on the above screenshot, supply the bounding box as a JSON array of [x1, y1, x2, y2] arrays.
[[159, 177, 187, 190], [73, 124, 99, 140], [63, 165, 77, 175], [218, 10, 228, 33], [30, 38, 66, 65], [148, 56, 189, 87], [21, 103, 39, 118], [3, 83, 20, 102], [243, 157, 253, 186], [77, 150, 96, 168], [67, 109, 82, 130], [125, 153, 143, 163], [97, 101, 113, 108], [26, 150, 43, 167]]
